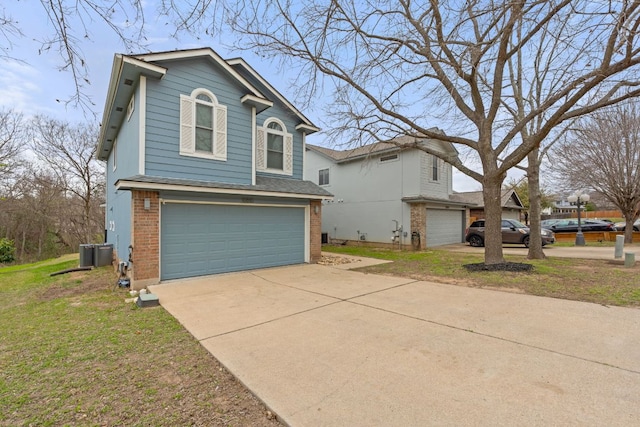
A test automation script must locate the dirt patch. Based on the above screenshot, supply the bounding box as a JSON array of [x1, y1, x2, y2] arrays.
[[39, 269, 116, 301]]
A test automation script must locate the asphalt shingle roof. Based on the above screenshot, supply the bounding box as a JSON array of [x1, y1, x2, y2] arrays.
[[116, 175, 333, 198]]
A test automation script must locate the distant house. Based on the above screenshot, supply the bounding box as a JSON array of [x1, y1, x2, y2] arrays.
[[305, 135, 476, 249], [451, 189, 525, 222], [97, 48, 332, 288]]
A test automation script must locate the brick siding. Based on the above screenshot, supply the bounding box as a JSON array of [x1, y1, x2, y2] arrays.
[[410, 203, 427, 250], [310, 200, 322, 263], [131, 190, 160, 287]]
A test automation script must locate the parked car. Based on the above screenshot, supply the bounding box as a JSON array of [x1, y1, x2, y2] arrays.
[[614, 219, 640, 231], [540, 219, 561, 228], [465, 219, 555, 248], [547, 219, 616, 233]]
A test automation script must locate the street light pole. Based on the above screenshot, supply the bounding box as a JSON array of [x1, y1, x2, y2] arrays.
[[567, 192, 590, 246]]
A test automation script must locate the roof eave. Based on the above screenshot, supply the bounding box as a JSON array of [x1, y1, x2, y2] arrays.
[[402, 196, 477, 207], [226, 57, 319, 130], [240, 94, 273, 114], [97, 55, 167, 160]]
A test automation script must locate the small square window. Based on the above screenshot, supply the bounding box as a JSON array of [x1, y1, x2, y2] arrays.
[[319, 168, 329, 185]]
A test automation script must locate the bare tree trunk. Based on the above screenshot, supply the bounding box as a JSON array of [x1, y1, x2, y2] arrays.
[[624, 214, 636, 243], [527, 149, 546, 259], [483, 174, 506, 264]]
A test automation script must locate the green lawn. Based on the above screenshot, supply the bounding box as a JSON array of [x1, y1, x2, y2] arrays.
[[0, 258, 277, 426], [323, 245, 640, 307]]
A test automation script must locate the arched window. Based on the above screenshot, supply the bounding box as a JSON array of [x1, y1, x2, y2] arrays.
[[256, 118, 293, 175], [179, 88, 227, 161]]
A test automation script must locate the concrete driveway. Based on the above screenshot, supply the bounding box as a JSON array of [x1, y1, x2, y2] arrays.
[[150, 258, 640, 426]]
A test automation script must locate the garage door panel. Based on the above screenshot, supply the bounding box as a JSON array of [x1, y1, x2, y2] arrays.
[[161, 203, 305, 280], [426, 209, 464, 247]]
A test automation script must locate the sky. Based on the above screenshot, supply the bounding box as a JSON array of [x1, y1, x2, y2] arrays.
[[0, 1, 486, 192]]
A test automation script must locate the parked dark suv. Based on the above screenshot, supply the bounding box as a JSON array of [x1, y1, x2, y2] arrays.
[[465, 219, 555, 248]]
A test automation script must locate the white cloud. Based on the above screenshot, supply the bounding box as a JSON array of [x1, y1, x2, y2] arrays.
[[0, 60, 41, 113]]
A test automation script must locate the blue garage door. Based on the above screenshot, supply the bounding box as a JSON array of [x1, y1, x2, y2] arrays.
[[161, 203, 305, 280]]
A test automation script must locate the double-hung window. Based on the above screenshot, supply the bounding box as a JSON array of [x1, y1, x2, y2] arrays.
[[256, 118, 293, 175], [432, 154, 439, 181], [319, 168, 329, 185], [180, 88, 227, 161], [266, 122, 285, 170]]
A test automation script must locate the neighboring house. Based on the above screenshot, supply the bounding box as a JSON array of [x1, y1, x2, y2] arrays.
[[451, 189, 525, 222], [305, 135, 475, 248], [97, 48, 332, 288]]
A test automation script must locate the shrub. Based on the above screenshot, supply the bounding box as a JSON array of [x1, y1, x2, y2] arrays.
[[0, 238, 16, 263]]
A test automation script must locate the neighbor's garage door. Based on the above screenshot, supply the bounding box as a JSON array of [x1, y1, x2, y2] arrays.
[[426, 209, 464, 247], [161, 203, 305, 280]]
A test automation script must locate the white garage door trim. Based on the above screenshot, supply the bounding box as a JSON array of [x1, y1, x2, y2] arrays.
[[159, 199, 309, 280], [426, 208, 464, 247]]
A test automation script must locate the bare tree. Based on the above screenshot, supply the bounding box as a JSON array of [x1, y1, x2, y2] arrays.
[[0, 108, 24, 179], [552, 103, 640, 243], [29, 116, 104, 244], [0, 1, 226, 110], [213, 0, 640, 264]]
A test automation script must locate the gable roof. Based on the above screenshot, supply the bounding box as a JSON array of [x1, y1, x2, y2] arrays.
[[226, 57, 319, 133], [451, 189, 525, 209], [306, 132, 458, 164], [98, 47, 318, 160]]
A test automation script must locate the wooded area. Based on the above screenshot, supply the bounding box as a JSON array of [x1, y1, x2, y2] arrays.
[[0, 109, 104, 263]]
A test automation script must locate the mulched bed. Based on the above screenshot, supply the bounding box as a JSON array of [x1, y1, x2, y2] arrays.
[[463, 262, 533, 272]]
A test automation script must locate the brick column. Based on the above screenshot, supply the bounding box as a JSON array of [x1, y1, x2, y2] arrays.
[[310, 200, 322, 263], [410, 203, 427, 250], [131, 190, 160, 289]]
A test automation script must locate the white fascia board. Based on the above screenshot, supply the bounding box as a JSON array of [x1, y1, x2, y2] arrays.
[[227, 57, 318, 130], [241, 94, 273, 112], [97, 54, 125, 158], [122, 56, 167, 77], [296, 123, 321, 133], [135, 48, 264, 99], [115, 180, 334, 200]]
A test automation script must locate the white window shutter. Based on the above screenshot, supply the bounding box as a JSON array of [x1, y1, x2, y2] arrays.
[[214, 104, 227, 160], [179, 95, 195, 154], [284, 133, 293, 175], [256, 126, 266, 171]]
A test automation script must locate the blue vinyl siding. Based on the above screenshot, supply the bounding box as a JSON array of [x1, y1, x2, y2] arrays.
[[105, 86, 140, 260], [161, 203, 305, 280], [144, 58, 253, 184]]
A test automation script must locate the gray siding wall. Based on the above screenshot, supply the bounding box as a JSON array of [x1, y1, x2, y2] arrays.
[[306, 147, 457, 245], [144, 58, 253, 184], [306, 150, 413, 244], [419, 149, 454, 198], [105, 85, 140, 261]]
